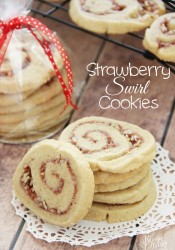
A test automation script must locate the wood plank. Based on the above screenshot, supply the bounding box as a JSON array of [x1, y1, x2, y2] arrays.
[[0, 144, 30, 250], [14, 227, 130, 250], [0, 1, 104, 250], [133, 225, 175, 250]]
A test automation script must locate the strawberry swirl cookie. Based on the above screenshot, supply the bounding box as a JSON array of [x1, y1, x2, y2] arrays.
[[69, 0, 165, 34], [0, 30, 63, 94], [143, 13, 175, 62], [94, 163, 150, 193], [60, 116, 157, 223], [60, 116, 156, 173], [93, 170, 152, 204], [85, 183, 157, 223], [13, 140, 94, 227]]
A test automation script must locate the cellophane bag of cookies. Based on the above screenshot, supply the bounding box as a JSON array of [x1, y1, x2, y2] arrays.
[[0, 0, 80, 143]]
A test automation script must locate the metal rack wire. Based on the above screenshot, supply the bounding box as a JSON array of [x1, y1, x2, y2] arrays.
[[163, 0, 175, 9], [32, 0, 175, 74]]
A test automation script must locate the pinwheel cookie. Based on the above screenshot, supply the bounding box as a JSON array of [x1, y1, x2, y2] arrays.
[[94, 162, 150, 193], [85, 182, 157, 223], [0, 89, 65, 124], [143, 13, 175, 62], [94, 170, 152, 204], [0, 73, 66, 109], [69, 0, 165, 34], [13, 140, 94, 227], [60, 116, 156, 173], [0, 89, 34, 107], [94, 161, 149, 185], [0, 104, 71, 135], [0, 30, 63, 94]]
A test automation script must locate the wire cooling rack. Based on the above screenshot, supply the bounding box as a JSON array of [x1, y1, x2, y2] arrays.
[[163, 0, 175, 9], [31, 0, 175, 74]]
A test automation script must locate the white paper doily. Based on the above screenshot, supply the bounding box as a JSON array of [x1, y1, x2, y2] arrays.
[[11, 143, 175, 247]]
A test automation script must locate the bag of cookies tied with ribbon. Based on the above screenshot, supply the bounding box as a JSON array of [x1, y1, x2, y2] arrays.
[[0, 0, 79, 143]]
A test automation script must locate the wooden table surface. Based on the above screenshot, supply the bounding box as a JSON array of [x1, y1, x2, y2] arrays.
[[0, 1, 175, 250]]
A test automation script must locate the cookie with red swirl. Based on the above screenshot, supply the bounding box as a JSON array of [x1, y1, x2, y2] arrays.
[[0, 89, 34, 107], [94, 170, 152, 204], [94, 162, 150, 193], [0, 103, 72, 137], [0, 69, 67, 109], [94, 161, 149, 185], [0, 70, 68, 121], [69, 0, 165, 34], [60, 116, 156, 173], [85, 181, 157, 223], [13, 140, 94, 227], [0, 110, 70, 143], [0, 30, 63, 94], [143, 13, 175, 62], [0, 88, 65, 124]]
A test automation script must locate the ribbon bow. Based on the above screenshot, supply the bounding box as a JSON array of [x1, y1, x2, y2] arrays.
[[0, 16, 77, 110]]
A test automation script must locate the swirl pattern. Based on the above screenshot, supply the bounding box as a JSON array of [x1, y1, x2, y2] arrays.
[[0, 30, 63, 94], [143, 13, 175, 62], [20, 158, 78, 215], [0, 48, 31, 77], [80, 0, 125, 15], [13, 140, 94, 227], [69, 0, 165, 34], [60, 116, 156, 173]]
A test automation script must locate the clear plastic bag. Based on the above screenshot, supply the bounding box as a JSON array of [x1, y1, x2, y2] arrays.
[[0, 0, 80, 143]]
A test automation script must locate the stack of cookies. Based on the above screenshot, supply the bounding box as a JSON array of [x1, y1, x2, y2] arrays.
[[60, 116, 157, 223], [13, 116, 157, 226], [0, 30, 72, 142]]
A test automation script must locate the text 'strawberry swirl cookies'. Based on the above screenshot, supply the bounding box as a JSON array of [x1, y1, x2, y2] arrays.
[[69, 0, 165, 34], [85, 182, 157, 223], [143, 13, 175, 62], [13, 140, 94, 227], [60, 116, 156, 173]]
